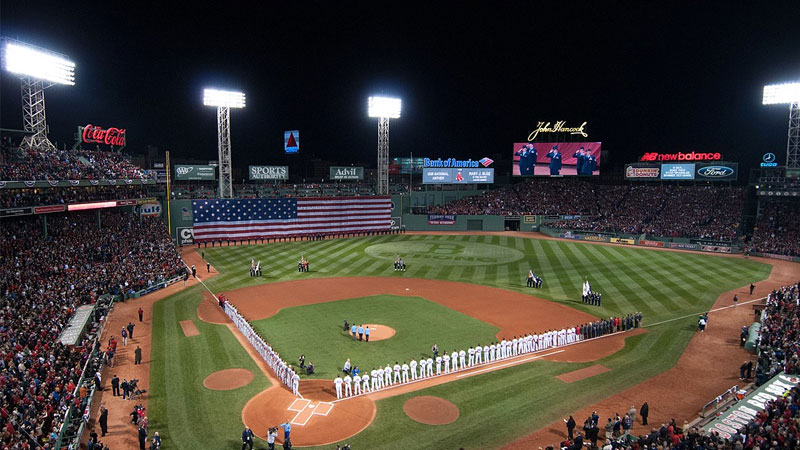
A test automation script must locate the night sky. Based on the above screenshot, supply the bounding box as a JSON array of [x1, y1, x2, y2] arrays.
[[2, 2, 799, 174]]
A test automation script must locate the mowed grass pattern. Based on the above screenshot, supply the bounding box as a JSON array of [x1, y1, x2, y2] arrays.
[[250, 295, 500, 379], [147, 235, 771, 450]]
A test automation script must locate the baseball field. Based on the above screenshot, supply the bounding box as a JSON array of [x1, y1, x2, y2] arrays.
[[145, 233, 774, 449]]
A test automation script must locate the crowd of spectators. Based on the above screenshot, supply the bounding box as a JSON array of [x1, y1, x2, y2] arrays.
[[747, 201, 800, 257], [756, 281, 800, 381], [0, 185, 153, 209], [0, 145, 151, 181], [0, 210, 184, 448], [432, 180, 745, 241]]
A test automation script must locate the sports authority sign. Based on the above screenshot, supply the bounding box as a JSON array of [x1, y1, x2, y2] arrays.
[[249, 166, 289, 180], [704, 374, 799, 439], [329, 166, 364, 180]]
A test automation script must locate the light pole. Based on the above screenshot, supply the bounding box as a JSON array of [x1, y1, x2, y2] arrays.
[[763, 82, 800, 172], [203, 88, 246, 198], [1, 38, 75, 151], [368, 96, 401, 195]]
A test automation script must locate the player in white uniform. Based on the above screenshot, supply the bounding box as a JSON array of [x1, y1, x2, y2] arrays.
[[343, 374, 352, 397], [393, 362, 401, 384], [334, 376, 343, 399], [489, 343, 496, 362], [401, 362, 409, 383], [418, 358, 426, 379], [435, 355, 442, 374], [353, 374, 361, 395], [384, 364, 392, 386], [459, 349, 466, 368], [410, 359, 418, 381], [370, 369, 378, 391], [426, 357, 434, 376], [512, 337, 519, 356], [451, 350, 459, 371], [468, 346, 475, 366], [483, 344, 490, 363], [361, 373, 370, 393], [292, 372, 300, 396], [443, 353, 450, 373]]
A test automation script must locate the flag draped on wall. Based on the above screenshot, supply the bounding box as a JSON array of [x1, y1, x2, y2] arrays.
[[192, 197, 392, 242]]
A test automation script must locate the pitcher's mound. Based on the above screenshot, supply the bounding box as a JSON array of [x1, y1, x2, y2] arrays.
[[203, 369, 254, 390], [403, 396, 459, 425], [361, 324, 395, 341]]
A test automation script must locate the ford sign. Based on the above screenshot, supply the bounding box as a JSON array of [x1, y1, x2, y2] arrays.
[[697, 166, 734, 177]]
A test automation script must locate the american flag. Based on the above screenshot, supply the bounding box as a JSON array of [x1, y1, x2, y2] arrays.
[[192, 197, 392, 242]]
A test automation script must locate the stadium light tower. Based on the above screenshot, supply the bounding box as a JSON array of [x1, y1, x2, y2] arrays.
[[1, 38, 75, 151], [763, 82, 800, 171], [203, 88, 246, 199], [368, 96, 401, 195]]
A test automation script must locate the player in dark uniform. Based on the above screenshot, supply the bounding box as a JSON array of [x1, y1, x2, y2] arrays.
[[514, 144, 537, 176], [573, 147, 586, 175], [546, 145, 562, 175]]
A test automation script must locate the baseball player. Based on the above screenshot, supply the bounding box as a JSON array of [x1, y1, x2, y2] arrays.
[[483, 344, 490, 363], [436, 354, 443, 374], [343, 374, 352, 397], [292, 372, 300, 396], [361, 373, 370, 393], [426, 357, 433, 377], [512, 337, 519, 356], [443, 352, 451, 373], [410, 359, 418, 381], [353, 373, 361, 395], [384, 364, 392, 387], [474, 344, 482, 364], [334, 375, 343, 399], [489, 343, 496, 362], [401, 362, 409, 383], [370, 369, 378, 392], [468, 346, 475, 367], [393, 362, 401, 384], [459, 349, 466, 368], [450, 350, 458, 371], [418, 358, 426, 379]]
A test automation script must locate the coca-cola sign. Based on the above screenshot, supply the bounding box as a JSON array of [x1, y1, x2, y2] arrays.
[[81, 124, 127, 147]]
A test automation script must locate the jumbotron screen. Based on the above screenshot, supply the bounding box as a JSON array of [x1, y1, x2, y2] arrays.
[[512, 142, 601, 176]]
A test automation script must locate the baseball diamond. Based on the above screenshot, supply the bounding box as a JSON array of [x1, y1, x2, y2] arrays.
[[137, 233, 784, 449]]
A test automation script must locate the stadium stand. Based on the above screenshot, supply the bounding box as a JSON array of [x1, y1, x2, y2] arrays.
[[756, 281, 800, 380], [0, 185, 152, 208], [0, 144, 151, 181], [0, 210, 183, 448], [747, 201, 800, 257]]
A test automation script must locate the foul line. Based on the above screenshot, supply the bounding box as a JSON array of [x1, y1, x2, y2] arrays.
[[646, 295, 768, 328]]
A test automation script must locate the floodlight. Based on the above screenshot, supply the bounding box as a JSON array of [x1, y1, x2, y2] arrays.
[[203, 89, 246, 108], [368, 96, 402, 118], [763, 83, 800, 105], [3, 41, 75, 85]]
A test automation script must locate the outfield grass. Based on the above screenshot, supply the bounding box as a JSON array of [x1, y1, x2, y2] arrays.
[[147, 234, 772, 449], [250, 295, 500, 379]]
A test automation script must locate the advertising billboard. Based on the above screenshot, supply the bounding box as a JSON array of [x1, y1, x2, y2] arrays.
[[330, 166, 364, 180], [422, 168, 495, 184], [625, 164, 661, 179], [660, 164, 695, 180], [389, 157, 424, 175], [174, 165, 216, 181], [512, 142, 601, 176], [249, 166, 289, 180], [284, 130, 299, 154], [696, 163, 738, 181]]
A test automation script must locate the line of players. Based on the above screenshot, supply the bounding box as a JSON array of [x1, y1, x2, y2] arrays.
[[334, 326, 585, 399]]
